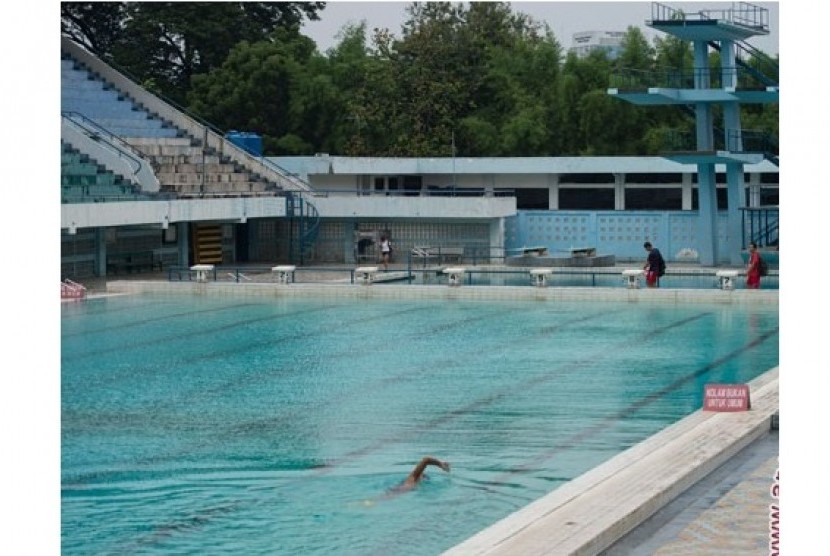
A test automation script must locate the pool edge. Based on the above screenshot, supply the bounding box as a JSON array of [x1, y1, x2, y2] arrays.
[[441, 367, 779, 556], [105, 280, 779, 306]]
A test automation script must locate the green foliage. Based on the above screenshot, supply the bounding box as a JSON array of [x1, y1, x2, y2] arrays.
[[62, 2, 324, 104], [63, 1, 778, 158], [61, 2, 127, 56]]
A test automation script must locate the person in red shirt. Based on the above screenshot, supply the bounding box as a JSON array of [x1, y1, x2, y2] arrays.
[[746, 241, 761, 289]]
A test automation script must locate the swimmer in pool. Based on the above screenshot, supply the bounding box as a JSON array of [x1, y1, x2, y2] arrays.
[[358, 456, 451, 507], [391, 456, 451, 493]]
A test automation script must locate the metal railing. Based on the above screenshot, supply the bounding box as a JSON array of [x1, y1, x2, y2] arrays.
[[650, 2, 769, 32], [62, 112, 147, 173], [610, 65, 772, 91], [403, 266, 778, 289], [726, 128, 778, 154], [741, 206, 779, 249], [300, 188, 516, 198], [167, 265, 386, 284], [708, 40, 778, 87], [167, 261, 779, 289], [164, 263, 778, 289], [659, 128, 777, 155]]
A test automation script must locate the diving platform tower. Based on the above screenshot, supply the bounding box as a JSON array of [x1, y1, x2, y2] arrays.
[[609, 2, 778, 266]]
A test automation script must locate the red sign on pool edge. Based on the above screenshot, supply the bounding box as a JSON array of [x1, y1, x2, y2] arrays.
[[703, 383, 751, 412]]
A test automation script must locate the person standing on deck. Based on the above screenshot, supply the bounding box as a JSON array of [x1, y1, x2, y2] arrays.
[[643, 242, 664, 288], [379, 236, 392, 270], [746, 241, 762, 289]]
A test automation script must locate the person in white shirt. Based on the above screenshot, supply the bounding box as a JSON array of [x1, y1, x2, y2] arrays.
[[379, 236, 392, 270]]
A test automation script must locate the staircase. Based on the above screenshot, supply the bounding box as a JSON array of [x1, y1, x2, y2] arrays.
[[62, 57, 273, 197], [287, 193, 321, 264], [191, 224, 224, 264], [124, 137, 272, 196], [61, 36, 323, 262], [61, 141, 146, 203], [708, 39, 779, 88], [665, 106, 778, 167], [741, 207, 779, 249]]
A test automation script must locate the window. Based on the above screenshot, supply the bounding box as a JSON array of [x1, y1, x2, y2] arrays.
[[515, 188, 549, 210], [559, 173, 615, 184], [745, 187, 778, 206], [625, 173, 682, 184], [625, 188, 682, 210], [403, 175, 422, 197], [559, 188, 614, 209]]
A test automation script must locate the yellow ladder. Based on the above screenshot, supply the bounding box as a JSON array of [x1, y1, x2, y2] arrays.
[[192, 224, 223, 264]]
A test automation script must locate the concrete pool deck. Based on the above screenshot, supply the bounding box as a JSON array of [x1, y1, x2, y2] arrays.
[[104, 278, 778, 306]]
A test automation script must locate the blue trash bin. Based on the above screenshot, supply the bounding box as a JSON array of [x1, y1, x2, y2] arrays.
[[225, 131, 263, 156]]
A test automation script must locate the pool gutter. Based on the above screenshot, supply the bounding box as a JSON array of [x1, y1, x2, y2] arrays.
[[106, 281, 778, 306]]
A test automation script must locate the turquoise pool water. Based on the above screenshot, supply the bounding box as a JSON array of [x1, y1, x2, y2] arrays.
[[61, 294, 778, 555]]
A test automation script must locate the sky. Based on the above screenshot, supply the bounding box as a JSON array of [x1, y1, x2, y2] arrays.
[[302, 1, 779, 55]]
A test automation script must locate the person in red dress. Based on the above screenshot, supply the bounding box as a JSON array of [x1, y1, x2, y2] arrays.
[[746, 241, 761, 289]]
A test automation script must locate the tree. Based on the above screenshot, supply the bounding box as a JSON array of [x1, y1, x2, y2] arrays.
[[187, 31, 320, 154], [61, 2, 325, 104], [61, 2, 128, 57], [617, 26, 654, 72]]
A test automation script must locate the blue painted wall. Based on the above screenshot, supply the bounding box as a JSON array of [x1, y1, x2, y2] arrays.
[[506, 210, 731, 263]]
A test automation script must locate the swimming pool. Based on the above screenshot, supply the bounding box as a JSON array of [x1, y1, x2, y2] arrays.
[[61, 294, 778, 555]]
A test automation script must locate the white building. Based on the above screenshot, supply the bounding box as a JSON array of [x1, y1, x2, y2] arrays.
[[569, 31, 626, 59]]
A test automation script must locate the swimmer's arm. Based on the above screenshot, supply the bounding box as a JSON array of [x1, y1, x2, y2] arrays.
[[406, 456, 450, 484]]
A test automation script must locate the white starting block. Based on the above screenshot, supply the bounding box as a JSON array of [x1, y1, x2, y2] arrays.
[[190, 264, 215, 283], [622, 269, 644, 289], [716, 270, 740, 290], [355, 266, 379, 285], [272, 265, 296, 284], [529, 268, 553, 287], [443, 267, 467, 286]]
